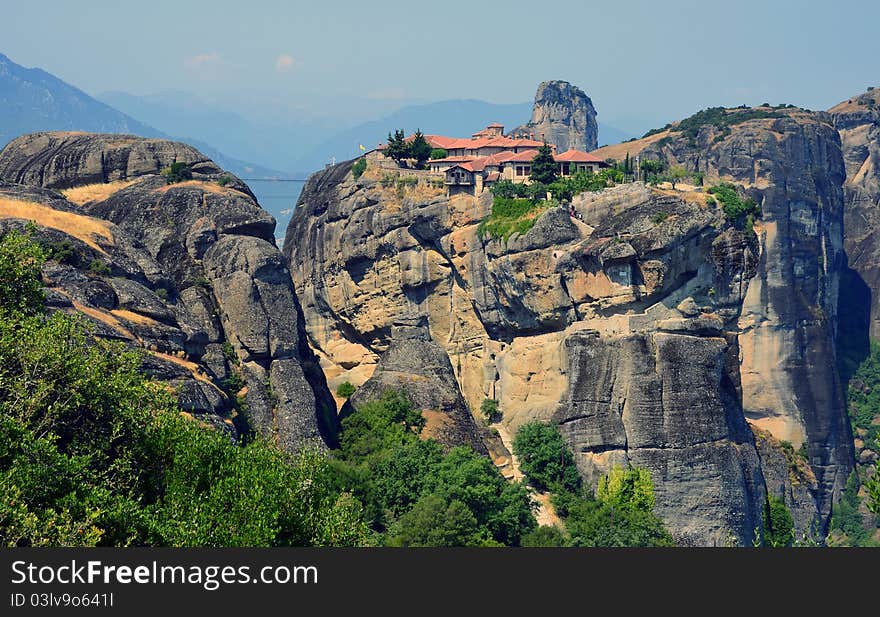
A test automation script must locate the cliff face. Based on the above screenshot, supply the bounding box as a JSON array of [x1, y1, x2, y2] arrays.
[[512, 81, 598, 152], [631, 109, 853, 521], [830, 91, 880, 338], [284, 106, 854, 544], [0, 132, 336, 451]]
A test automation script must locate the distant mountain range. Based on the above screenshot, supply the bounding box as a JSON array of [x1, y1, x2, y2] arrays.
[[1, 51, 634, 179], [0, 52, 285, 179]]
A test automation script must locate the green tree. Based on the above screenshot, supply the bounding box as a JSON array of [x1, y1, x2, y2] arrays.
[[430, 148, 448, 160], [0, 229, 45, 316], [481, 398, 499, 422], [336, 381, 356, 398], [529, 143, 558, 185], [551, 475, 674, 548], [669, 165, 688, 189], [513, 422, 581, 492], [385, 494, 482, 547], [762, 494, 794, 547], [383, 129, 409, 165], [161, 162, 192, 184], [867, 467, 880, 515], [521, 525, 567, 547], [597, 466, 656, 513], [332, 390, 537, 545], [640, 159, 665, 182], [351, 158, 367, 180], [409, 130, 432, 169]]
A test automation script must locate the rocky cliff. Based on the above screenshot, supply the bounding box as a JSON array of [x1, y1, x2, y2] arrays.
[[0, 132, 336, 451], [830, 90, 880, 339], [284, 104, 857, 544], [511, 81, 598, 152], [619, 108, 854, 525]]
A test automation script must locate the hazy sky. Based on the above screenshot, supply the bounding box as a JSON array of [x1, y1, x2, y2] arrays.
[[3, 0, 878, 132]]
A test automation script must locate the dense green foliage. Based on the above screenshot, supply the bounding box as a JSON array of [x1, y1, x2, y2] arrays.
[[552, 486, 675, 547], [762, 495, 795, 547], [513, 422, 580, 492], [643, 105, 788, 145], [521, 525, 566, 547], [383, 129, 409, 164], [429, 148, 448, 160], [480, 398, 499, 422], [830, 471, 877, 546], [512, 422, 673, 547], [668, 165, 687, 189], [408, 130, 432, 169], [708, 183, 761, 228], [597, 466, 656, 513], [382, 128, 431, 169], [161, 162, 192, 184], [0, 229, 44, 316], [529, 143, 558, 185], [351, 157, 367, 180], [477, 197, 547, 241], [847, 340, 880, 446], [548, 169, 623, 201], [330, 390, 537, 546], [0, 231, 371, 547], [336, 381, 356, 398]]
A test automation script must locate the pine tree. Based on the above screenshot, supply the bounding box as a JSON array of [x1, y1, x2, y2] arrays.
[[529, 143, 558, 185], [384, 129, 409, 165], [409, 130, 432, 170]]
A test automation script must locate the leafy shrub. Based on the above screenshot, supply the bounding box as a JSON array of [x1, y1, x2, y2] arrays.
[[762, 494, 794, 547], [643, 106, 786, 145], [480, 398, 499, 422], [43, 239, 77, 265], [513, 422, 581, 492], [708, 183, 761, 224], [161, 162, 192, 184], [651, 212, 669, 225], [0, 230, 45, 316], [217, 175, 233, 186], [221, 341, 239, 366], [550, 467, 674, 547], [332, 389, 536, 545], [477, 197, 547, 241], [336, 381, 356, 398], [429, 148, 448, 160], [830, 470, 876, 546], [490, 179, 527, 199], [521, 525, 567, 547], [351, 158, 367, 180], [154, 287, 168, 301], [88, 259, 110, 275], [597, 466, 656, 513], [847, 340, 880, 446]]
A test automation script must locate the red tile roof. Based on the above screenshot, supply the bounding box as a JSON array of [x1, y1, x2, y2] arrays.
[[485, 171, 501, 182], [487, 122, 504, 128], [555, 149, 607, 163]]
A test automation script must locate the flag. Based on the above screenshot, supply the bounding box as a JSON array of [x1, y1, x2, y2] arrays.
[[358, 144, 366, 151]]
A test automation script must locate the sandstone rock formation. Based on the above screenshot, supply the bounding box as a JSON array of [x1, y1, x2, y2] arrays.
[[511, 81, 598, 152], [284, 106, 855, 544], [0, 132, 335, 451], [347, 325, 487, 454], [830, 90, 880, 339], [627, 109, 853, 524]]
